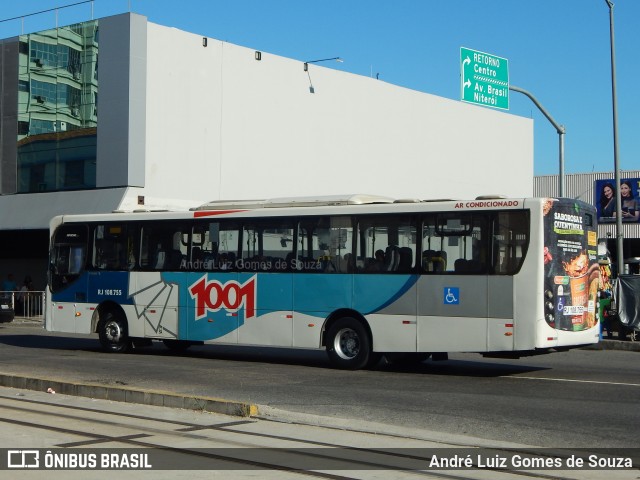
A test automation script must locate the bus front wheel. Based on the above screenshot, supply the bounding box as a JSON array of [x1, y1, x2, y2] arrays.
[[326, 317, 372, 370], [98, 312, 130, 353]]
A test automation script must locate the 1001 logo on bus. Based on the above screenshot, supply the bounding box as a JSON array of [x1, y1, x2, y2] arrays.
[[188, 275, 256, 320]]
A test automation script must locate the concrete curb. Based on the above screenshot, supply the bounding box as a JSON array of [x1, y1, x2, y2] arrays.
[[582, 339, 640, 352], [0, 372, 258, 417]]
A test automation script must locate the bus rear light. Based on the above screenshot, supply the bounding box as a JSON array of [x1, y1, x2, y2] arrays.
[[547, 337, 557, 341], [505, 323, 513, 328], [308, 323, 315, 327], [286, 314, 293, 319], [149, 309, 156, 313], [58, 306, 63, 309], [504, 332, 513, 336], [75, 312, 81, 317]]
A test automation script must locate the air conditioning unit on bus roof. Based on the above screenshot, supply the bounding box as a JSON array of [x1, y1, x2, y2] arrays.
[[192, 194, 395, 211], [475, 195, 507, 200]]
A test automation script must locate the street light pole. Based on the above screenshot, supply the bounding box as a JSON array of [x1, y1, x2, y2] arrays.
[[303, 57, 343, 71], [508, 85, 565, 197], [605, 0, 625, 273]]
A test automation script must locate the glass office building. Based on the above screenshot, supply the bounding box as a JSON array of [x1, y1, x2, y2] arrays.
[[17, 20, 99, 192]]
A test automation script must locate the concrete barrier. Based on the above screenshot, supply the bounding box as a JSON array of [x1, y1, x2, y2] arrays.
[[0, 372, 258, 417]]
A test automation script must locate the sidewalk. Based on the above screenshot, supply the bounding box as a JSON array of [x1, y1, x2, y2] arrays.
[[586, 337, 640, 352]]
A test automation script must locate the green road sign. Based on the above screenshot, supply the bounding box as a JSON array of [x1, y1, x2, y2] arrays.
[[460, 47, 509, 110]]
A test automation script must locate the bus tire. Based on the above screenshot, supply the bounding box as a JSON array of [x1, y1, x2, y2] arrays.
[[98, 311, 130, 353], [326, 317, 372, 370]]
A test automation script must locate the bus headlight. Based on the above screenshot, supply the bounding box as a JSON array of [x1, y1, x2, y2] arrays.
[[546, 301, 554, 311], [545, 289, 554, 299], [546, 313, 555, 323]]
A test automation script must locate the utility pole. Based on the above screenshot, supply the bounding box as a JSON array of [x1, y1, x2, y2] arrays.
[[509, 85, 565, 197], [605, 0, 625, 273]]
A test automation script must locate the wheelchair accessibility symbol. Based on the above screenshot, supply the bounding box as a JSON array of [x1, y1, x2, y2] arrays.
[[444, 287, 460, 305]]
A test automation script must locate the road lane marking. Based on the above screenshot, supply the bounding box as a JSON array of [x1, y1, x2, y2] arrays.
[[502, 376, 640, 387]]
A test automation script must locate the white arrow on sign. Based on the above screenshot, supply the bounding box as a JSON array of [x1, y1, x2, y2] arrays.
[[462, 56, 471, 90]]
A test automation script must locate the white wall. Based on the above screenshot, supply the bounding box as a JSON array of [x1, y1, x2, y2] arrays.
[[97, 13, 147, 188], [0, 14, 534, 228], [141, 20, 533, 209]]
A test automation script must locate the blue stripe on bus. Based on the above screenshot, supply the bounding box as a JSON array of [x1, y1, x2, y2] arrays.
[[355, 274, 419, 314], [53, 271, 420, 342]]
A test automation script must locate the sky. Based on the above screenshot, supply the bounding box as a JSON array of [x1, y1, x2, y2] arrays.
[[2, 0, 639, 177]]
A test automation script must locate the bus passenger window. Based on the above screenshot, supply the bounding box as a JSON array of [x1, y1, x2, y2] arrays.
[[492, 211, 530, 274], [297, 216, 353, 273], [357, 215, 416, 273], [139, 223, 190, 271], [423, 214, 489, 274], [92, 224, 132, 271]]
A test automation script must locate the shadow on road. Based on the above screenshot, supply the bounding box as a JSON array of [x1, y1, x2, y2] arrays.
[[0, 325, 548, 377]]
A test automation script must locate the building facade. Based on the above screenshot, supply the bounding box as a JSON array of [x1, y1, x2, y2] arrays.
[[15, 21, 99, 194], [0, 12, 534, 287]]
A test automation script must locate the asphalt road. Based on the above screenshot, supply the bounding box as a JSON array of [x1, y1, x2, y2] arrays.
[[1, 321, 638, 449]]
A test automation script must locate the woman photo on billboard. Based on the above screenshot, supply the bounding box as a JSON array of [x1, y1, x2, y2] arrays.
[[619, 180, 639, 222], [599, 182, 616, 218]]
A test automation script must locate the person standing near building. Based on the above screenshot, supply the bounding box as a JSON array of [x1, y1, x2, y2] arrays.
[[16, 276, 33, 316]]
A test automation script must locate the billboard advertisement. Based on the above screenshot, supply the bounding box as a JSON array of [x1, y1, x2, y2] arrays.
[[543, 198, 599, 331], [594, 177, 640, 223]]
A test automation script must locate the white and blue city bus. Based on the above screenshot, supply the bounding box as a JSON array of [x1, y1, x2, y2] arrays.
[[46, 194, 601, 369]]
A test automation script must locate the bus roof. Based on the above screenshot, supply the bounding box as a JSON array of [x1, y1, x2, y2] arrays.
[[52, 195, 564, 226], [192, 194, 396, 210]]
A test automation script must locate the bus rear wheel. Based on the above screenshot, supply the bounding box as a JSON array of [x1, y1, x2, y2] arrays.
[[98, 312, 130, 353], [326, 317, 372, 370]]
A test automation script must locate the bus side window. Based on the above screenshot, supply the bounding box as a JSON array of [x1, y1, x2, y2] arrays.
[[422, 218, 445, 273], [492, 211, 530, 274], [428, 213, 488, 274], [92, 224, 131, 271], [139, 224, 189, 271], [215, 223, 240, 271], [297, 216, 353, 273], [357, 215, 415, 274]]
